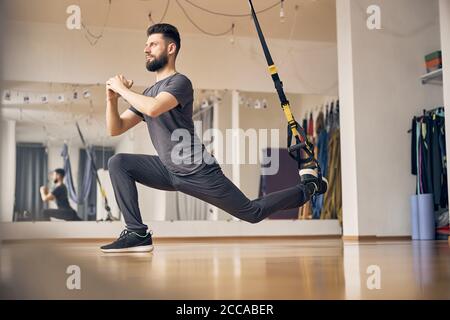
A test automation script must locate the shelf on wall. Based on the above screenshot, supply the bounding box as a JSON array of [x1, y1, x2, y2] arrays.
[[421, 68, 443, 85]]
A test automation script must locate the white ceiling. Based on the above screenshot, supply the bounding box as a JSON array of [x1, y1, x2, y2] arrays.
[[1, 0, 337, 42]]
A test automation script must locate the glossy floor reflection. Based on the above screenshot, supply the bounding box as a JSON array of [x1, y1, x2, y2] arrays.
[[1, 238, 449, 299]]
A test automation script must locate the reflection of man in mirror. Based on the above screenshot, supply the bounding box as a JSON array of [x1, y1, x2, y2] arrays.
[[40, 168, 81, 221], [102, 23, 327, 253]]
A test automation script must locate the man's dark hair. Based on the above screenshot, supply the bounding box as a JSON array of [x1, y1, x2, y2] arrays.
[[54, 168, 65, 178], [147, 23, 181, 57]]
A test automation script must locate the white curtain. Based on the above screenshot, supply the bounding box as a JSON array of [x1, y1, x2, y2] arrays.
[[176, 193, 209, 220]]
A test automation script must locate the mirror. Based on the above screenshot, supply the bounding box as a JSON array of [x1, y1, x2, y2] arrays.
[[2, 81, 225, 222], [0, 0, 341, 231], [2, 82, 340, 223]]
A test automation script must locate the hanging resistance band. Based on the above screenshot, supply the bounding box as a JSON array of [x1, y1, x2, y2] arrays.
[[248, 0, 322, 177], [76, 122, 117, 221]]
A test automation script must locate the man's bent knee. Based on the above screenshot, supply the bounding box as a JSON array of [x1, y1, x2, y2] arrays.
[[237, 214, 264, 224], [108, 153, 127, 173]]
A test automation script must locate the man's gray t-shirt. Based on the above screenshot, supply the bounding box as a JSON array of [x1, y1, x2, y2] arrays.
[[51, 184, 72, 209], [129, 72, 213, 175]]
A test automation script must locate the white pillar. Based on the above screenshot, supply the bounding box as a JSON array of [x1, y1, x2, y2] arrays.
[[0, 120, 16, 222], [336, 0, 360, 237], [231, 90, 241, 188], [230, 90, 241, 221]]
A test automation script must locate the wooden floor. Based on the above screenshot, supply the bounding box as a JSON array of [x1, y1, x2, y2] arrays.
[[1, 238, 449, 299]]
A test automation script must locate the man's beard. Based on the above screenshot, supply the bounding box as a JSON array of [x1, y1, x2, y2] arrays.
[[146, 52, 169, 72], [53, 179, 58, 184]]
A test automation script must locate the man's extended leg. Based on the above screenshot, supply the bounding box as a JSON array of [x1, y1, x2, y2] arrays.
[[108, 153, 175, 232], [41, 209, 81, 221], [173, 163, 316, 223]]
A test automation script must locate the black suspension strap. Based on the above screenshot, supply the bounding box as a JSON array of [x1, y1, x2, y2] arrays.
[[248, 0, 321, 176], [76, 122, 117, 222]]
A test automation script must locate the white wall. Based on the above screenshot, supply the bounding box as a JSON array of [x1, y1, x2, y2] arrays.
[[440, 1, 450, 230], [0, 120, 16, 222], [337, 0, 444, 237], [1, 21, 338, 95]]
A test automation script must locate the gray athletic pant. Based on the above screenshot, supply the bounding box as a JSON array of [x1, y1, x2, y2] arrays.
[[42, 208, 81, 221], [108, 153, 311, 232]]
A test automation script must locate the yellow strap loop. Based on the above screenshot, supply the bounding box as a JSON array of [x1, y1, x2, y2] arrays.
[[268, 65, 277, 75], [282, 104, 294, 123]]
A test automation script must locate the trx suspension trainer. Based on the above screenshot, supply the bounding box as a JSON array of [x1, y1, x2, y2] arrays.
[[248, 0, 322, 179], [76, 122, 118, 222]]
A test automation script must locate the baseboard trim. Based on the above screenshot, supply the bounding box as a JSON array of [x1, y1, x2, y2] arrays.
[[0, 220, 342, 240], [342, 235, 412, 241], [2, 235, 342, 244]]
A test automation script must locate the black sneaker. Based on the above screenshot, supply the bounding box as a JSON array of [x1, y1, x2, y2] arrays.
[[299, 167, 328, 196], [101, 229, 154, 253]]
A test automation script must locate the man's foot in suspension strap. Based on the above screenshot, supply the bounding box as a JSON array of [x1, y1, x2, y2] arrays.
[[300, 166, 328, 197]]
